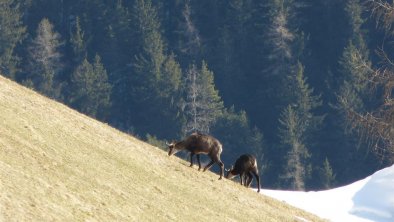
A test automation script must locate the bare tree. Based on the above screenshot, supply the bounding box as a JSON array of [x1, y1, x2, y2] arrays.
[[180, 1, 201, 57], [182, 62, 223, 135], [183, 64, 200, 134], [27, 18, 63, 98], [339, 0, 394, 161], [367, 0, 394, 34]]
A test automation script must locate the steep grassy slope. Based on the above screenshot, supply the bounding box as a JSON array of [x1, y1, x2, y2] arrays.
[[0, 76, 325, 221]]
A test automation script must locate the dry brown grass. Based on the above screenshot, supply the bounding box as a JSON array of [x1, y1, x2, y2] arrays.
[[0, 76, 326, 221]]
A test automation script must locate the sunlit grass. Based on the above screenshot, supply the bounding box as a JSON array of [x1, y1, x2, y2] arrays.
[[0, 76, 326, 221]]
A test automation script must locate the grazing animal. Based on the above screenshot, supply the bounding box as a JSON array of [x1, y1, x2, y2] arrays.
[[226, 154, 261, 192], [167, 132, 225, 179]]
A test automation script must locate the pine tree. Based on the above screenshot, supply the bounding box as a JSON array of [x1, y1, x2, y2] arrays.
[[278, 105, 311, 190], [256, 0, 304, 142], [319, 157, 336, 189], [69, 16, 86, 65], [212, 0, 256, 108], [26, 18, 63, 99], [100, 0, 132, 72], [0, 0, 26, 79], [264, 0, 304, 79], [338, 0, 371, 114], [333, 0, 380, 181], [339, 0, 394, 162], [121, 0, 167, 134], [131, 0, 165, 81], [122, 0, 183, 138], [293, 62, 324, 139], [158, 53, 182, 99], [152, 53, 183, 138], [278, 62, 323, 190], [199, 61, 224, 128], [91, 55, 112, 119], [182, 61, 224, 135], [338, 43, 369, 113], [177, 1, 203, 63], [68, 54, 111, 119]]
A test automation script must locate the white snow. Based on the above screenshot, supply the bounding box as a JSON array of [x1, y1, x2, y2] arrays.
[[261, 164, 394, 222]]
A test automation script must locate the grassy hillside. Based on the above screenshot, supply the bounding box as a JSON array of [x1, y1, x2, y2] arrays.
[[0, 75, 325, 222]]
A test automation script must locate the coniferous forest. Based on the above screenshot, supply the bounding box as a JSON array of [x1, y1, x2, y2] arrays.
[[2, 0, 394, 190]]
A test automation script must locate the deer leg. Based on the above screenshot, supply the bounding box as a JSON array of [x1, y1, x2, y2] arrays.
[[204, 157, 224, 180], [240, 173, 244, 185], [203, 160, 215, 172], [189, 153, 194, 167], [246, 172, 253, 187], [217, 160, 224, 180], [197, 154, 202, 171], [252, 171, 261, 192]]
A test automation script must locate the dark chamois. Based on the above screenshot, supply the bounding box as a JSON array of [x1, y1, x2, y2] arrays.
[[225, 154, 261, 192], [167, 133, 225, 179]]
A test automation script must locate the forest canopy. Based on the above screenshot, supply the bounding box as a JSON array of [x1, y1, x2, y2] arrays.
[[1, 0, 393, 190]]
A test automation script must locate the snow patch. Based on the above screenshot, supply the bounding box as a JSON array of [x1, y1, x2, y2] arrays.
[[262, 164, 394, 222]]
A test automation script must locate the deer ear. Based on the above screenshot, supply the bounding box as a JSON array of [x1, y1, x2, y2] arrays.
[[225, 165, 234, 172], [166, 141, 176, 146]]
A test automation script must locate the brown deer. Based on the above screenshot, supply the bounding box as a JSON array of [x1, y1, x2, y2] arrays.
[[167, 132, 224, 179], [226, 154, 261, 192]]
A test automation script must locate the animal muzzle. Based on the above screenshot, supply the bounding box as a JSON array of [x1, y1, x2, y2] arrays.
[[168, 147, 178, 156], [225, 170, 235, 179]]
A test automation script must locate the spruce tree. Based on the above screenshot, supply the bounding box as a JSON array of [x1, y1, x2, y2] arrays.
[[212, 0, 256, 108], [278, 63, 323, 190], [319, 157, 336, 189], [338, 0, 371, 114], [69, 16, 86, 65], [100, 0, 131, 71], [0, 0, 26, 79], [131, 0, 165, 81], [334, 0, 380, 182], [125, 0, 183, 138], [258, 0, 323, 189], [257, 0, 303, 142], [199, 61, 224, 128], [68, 55, 111, 119], [122, 0, 167, 135], [91, 55, 112, 119], [278, 105, 311, 190], [157, 54, 182, 99], [293, 62, 324, 140], [153, 53, 183, 138]]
